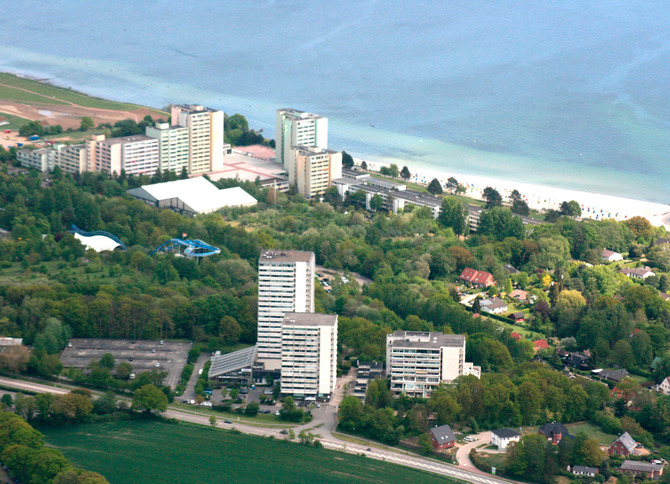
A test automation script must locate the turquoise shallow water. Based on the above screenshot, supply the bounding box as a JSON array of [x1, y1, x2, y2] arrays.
[[0, 1, 669, 203]]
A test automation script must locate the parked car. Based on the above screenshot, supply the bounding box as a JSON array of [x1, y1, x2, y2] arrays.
[[224, 420, 233, 424], [279, 430, 289, 434]]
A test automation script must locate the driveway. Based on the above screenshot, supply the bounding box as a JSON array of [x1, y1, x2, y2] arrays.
[[456, 431, 492, 473], [316, 265, 372, 286], [183, 353, 209, 400]]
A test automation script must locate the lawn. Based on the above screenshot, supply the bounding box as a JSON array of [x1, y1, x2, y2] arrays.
[[41, 420, 459, 484], [0, 73, 164, 113], [0, 111, 31, 129], [565, 422, 618, 446]]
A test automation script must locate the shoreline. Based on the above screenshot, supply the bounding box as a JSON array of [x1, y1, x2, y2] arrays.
[[358, 158, 670, 230]]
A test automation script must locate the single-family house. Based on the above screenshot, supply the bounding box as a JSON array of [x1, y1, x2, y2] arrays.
[[570, 466, 599, 477], [539, 422, 570, 444], [660, 376, 670, 395], [621, 266, 656, 279], [428, 424, 456, 450], [620, 460, 663, 480], [597, 368, 630, 383], [459, 268, 495, 288], [609, 432, 637, 456], [533, 339, 551, 353], [602, 249, 623, 262], [480, 297, 508, 315], [490, 428, 521, 450], [509, 312, 525, 323], [565, 352, 590, 369], [509, 289, 528, 302], [511, 332, 522, 341]]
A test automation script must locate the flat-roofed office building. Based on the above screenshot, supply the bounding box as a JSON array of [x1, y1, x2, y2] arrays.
[[171, 104, 224, 174], [290, 146, 342, 198]]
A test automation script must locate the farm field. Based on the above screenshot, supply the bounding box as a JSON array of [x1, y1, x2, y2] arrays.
[[41, 420, 459, 484]]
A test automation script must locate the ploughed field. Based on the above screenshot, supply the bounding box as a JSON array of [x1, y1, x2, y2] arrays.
[[41, 420, 457, 483]]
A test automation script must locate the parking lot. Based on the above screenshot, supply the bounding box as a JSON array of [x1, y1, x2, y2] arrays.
[[60, 338, 192, 388]]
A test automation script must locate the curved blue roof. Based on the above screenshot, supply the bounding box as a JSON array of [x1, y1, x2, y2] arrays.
[[149, 238, 221, 258]]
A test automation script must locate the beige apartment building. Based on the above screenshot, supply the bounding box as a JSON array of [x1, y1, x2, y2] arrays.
[[171, 104, 224, 174], [289, 146, 342, 198], [257, 250, 315, 370], [280, 313, 338, 399], [87, 135, 159, 176], [275, 109, 328, 169], [386, 331, 480, 398]]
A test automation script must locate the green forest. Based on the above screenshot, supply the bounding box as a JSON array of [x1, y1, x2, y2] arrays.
[[3, 149, 670, 481]]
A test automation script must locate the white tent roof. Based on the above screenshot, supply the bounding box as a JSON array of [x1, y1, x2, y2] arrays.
[[73, 232, 122, 252], [134, 177, 257, 213]]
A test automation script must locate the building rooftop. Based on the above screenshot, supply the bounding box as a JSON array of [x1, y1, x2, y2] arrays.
[[429, 424, 455, 443], [620, 460, 663, 472], [100, 135, 155, 145], [259, 249, 314, 264], [611, 432, 637, 453], [209, 345, 257, 378], [293, 145, 338, 155], [278, 108, 324, 119], [492, 428, 521, 439], [282, 312, 337, 327], [173, 104, 220, 113], [389, 331, 465, 348]]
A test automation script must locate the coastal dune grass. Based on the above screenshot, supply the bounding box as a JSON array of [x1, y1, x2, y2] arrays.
[[0, 72, 163, 113], [41, 420, 459, 484]]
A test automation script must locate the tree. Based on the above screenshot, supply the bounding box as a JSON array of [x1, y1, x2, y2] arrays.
[[1, 394, 13, 410], [131, 384, 168, 414], [99, 353, 115, 370], [573, 433, 606, 467], [512, 199, 530, 216], [341, 151, 354, 169], [115, 362, 133, 380], [369, 194, 384, 212], [510, 189, 522, 202], [93, 391, 117, 415], [78, 117, 94, 132], [482, 187, 502, 208], [244, 401, 260, 416], [418, 433, 433, 455], [624, 216, 653, 240], [388, 164, 399, 178], [53, 468, 109, 483], [218, 316, 241, 345], [400, 166, 411, 181], [427, 178, 443, 195], [338, 395, 363, 431], [438, 197, 468, 235], [477, 207, 524, 240], [322, 186, 342, 207], [209, 415, 217, 427], [559, 200, 581, 218], [361, 160, 368, 170], [446, 177, 458, 193]]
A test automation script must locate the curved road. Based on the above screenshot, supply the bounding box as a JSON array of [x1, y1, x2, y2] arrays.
[[0, 376, 514, 484]]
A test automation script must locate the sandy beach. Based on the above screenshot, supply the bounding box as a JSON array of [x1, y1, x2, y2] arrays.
[[359, 159, 670, 230]]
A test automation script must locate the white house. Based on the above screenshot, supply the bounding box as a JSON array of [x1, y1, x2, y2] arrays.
[[602, 249, 623, 262], [490, 428, 521, 450], [480, 297, 508, 315], [660, 376, 670, 395], [621, 266, 656, 279]]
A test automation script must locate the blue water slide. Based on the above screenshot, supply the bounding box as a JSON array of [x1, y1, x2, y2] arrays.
[[149, 238, 221, 257]]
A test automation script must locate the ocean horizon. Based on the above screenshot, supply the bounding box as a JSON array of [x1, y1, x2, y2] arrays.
[[1, 1, 669, 204]]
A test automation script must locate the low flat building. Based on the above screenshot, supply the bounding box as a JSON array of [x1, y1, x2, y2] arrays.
[[353, 361, 383, 400], [386, 331, 479, 398], [620, 460, 663, 480], [126, 177, 257, 215], [280, 313, 337, 399], [209, 345, 258, 386]]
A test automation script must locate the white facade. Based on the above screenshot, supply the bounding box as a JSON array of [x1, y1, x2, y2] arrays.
[[146, 122, 189, 174], [17, 148, 52, 171], [290, 146, 342, 198], [276, 109, 328, 168], [257, 250, 315, 369], [660, 377, 670, 395], [55, 144, 87, 174], [280, 313, 337, 398], [386, 331, 480, 398], [171, 104, 224, 174], [491, 430, 521, 450]]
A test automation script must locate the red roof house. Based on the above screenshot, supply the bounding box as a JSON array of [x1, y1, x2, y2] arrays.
[[459, 268, 495, 288], [533, 339, 550, 352]]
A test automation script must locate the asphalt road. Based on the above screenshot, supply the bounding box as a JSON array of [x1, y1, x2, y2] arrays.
[[0, 376, 515, 484]]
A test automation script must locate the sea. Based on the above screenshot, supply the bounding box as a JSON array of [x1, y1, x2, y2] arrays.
[[1, 1, 669, 203]]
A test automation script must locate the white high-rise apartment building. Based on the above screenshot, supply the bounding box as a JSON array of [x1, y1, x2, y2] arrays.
[[146, 122, 189, 174], [171, 104, 224, 175], [275, 109, 328, 169], [280, 313, 337, 398], [386, 331, 480, 398], [290, 146, 342, 198], [257, 250, 315, 370]]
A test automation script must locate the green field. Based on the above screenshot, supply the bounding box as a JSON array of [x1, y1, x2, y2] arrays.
[[41, 420, 458, 484], [0, 111, 30, 129], [0, 72, 164, 113], [565, 422, 618, 446]]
